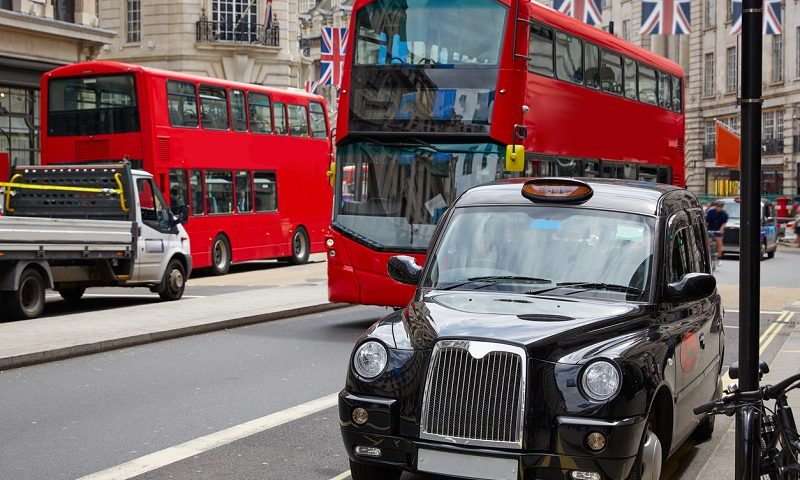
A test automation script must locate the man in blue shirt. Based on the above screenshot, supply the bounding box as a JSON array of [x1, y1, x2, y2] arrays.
[[706, 200, 729, 257]]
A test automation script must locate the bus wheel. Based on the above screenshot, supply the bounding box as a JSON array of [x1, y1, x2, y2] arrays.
[[210, 234, 231, 275], [159, 259, 186, 301], [287, 227, 310, 265], [58, 287, 86, 303], [5, 268, 46, 320]]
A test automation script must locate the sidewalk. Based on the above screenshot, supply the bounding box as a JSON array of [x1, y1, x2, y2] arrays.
[[0, 257, 347, 371]]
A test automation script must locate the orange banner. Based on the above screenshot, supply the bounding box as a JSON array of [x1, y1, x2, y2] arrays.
[[715, 121, 741, 169]]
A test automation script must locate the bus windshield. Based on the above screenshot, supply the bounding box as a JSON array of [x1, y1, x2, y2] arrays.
[[333, 141, 503, 250], [423, 206, 656, 302], [48, 74, 140, 136], [354, 0, 507, 66]]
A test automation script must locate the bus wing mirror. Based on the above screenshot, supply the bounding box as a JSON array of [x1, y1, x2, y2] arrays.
[[505, 145, 525, 173], [327, 161, 336, 187]]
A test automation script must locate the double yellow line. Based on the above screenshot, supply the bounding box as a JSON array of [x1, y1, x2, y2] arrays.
[[721, 310, 797, 387]]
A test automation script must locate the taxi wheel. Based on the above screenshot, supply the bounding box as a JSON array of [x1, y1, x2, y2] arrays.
[[693, 414, 715, 442], [210, 234, 231, 276], [349, 460, 402, 480], [627, 415, 662, 480]]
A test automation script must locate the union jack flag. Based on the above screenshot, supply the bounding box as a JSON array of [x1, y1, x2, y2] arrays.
[[640, 0, 691, 35], [553, 0, 602, 26], [304, 79, 319, 94], [264, 0, 273, 31], [730, 0, 782, 35], [320, 27, 348, 87]]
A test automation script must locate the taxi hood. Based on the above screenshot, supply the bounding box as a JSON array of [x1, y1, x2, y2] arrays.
[[392, 291, 650, 360]]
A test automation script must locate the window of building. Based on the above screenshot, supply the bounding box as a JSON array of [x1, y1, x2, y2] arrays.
[[776, 109, 785, 140], [230, 90, 248, 132], [657, 72, 672, 110], [584, 43, 600, 88], [772, 35, 783, 83], [168, 169, 189, 216], [0, 86, 40, 166], [54, 0, 75, 23], [213, 0, 259, 42], [726, 0, 732, 21], [624, 58, 636, 99], [672, 76, 682, 112], [273, 102, 287, 134], [199, 85, 229, 130], [705, 120, 716, 145], [638, 65, 657, 105], [126, 0, 140, 43], [762, 170, 784, 195], [235, 170, 253, 213], [705, 0, 715, 27], [248, 92, 272, 134], [797, 27, 800, 78], [254, 171, 277, 212], [764, 110, 775, 139], [726, 46, 737, 93], [704, 53, 715, 97], [205, 170, 234, 214], [190, 170, 205, 215], [309, 102, 327, 138], [287, 104, 309, 136], [167, 81, 198, 128], [622, 20, 631, 42], [530, 23, 554, 77], [600, 51, 623, 95], [555, 32, 583, 84]]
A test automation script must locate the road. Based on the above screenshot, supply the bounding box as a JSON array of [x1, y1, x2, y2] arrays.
[[0, 251, 798, 480]]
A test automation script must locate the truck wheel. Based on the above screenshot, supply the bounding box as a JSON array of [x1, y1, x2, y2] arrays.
[[210, 234, 231, 275], [349, 460, 402, 480], [287, 227, 310, 265], [58, 287, 86, 303], [159, 259, 186, 301], [6, 268, 46, 320]]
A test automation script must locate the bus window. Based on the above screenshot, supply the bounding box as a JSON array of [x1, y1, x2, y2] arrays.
[[624, 58, 637, 99], [254, 172, 277, 212], [638, 65, 657, 105], [206, 170, 234, 214], [230, 89, 248, 132], [658, 166, 671, 184], [600, 52, 623, 95], [555, 157, 581, 176], [248, 92, 272, 134], [288, 104, 309, 136], [529, 23, 554, 77], [190, 169, 205, 216], [235, 170, 253, 213], [169, 169, 189, 215], [167, 80, 198, 128], [671, 76, 682, 112], [638, 165, 658, 182], [48, 74, 139, 136], [624, 163, 638, 179], [309, 102, 327, 138], [274, 102, 287, 134], [658, 72, 672, 110], [199, 85, 229, 130], [584, 43, 600, 89], [555, 32, 582, 84]]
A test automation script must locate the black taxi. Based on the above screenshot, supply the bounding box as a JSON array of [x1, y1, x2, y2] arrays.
[[339, 178, 723, 480]]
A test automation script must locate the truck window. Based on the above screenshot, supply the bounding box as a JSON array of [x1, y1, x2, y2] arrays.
[[137, 178, 167, 230]]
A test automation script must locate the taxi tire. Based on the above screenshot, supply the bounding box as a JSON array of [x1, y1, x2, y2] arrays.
[[693, 414, 715, 441], [349, 460, 402, 480], [627, 414, 662, 480]]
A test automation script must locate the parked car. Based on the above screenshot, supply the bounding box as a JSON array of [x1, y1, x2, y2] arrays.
[[718, 197, 778, 260], [339, 178, 723, 480]]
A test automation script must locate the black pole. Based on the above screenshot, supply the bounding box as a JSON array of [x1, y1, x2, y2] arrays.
[[736, 0, 762, 478]]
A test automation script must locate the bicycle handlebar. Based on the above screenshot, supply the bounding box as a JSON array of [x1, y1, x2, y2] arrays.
[[694, 373, 800, 415]]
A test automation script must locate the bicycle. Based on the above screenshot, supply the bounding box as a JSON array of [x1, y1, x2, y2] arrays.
[[707, 230, 721, 273], [694, 362, 800, 479]]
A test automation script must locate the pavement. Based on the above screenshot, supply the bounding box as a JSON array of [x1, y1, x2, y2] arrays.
[[0, 254, 347, 371]]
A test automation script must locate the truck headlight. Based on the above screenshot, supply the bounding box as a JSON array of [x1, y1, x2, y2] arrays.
[[581, 360, 620, 401], [353, 341, 388, 379]]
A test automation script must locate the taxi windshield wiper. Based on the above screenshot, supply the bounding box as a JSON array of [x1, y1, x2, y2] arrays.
[[557, 282, 644, 296], [437, 276, 551, 291]]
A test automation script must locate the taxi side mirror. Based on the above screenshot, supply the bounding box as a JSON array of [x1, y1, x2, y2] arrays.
[[327, 161, 336, 187], [388, 255, 423, 286], [505, 145, 524, 173], [666, 272, 716, 303]]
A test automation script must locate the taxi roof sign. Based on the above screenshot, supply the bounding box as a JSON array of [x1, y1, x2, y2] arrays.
[[521, 178, 594, 203]]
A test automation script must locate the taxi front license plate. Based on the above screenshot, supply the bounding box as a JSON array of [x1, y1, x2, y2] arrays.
[[417, 448, 518, 480]]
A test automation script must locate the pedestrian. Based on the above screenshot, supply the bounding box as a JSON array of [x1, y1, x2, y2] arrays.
[[795, 212, 800, 248], [706, 200, 729, 257]]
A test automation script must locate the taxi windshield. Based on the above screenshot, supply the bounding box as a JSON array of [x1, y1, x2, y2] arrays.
[[423, 206, 656, 302]]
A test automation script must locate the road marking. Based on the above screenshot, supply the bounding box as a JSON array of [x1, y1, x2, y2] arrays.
[[720, 311, 792, 390], [329, 470, 351, 480], [725, 309, 784, 315], [77, 392, 339, 480], [45, 294, 206, 299]]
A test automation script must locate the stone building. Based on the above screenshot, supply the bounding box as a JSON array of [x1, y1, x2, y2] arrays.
[[0, 0, 115, 165], [96, 0, 303, 88], [542, 0, 800, 196]]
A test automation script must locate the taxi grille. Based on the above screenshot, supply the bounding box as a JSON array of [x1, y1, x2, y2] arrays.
[[420, 341, 525, 449]]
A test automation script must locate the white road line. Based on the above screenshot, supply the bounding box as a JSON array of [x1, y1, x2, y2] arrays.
[[77, 392, 339, 480], [724, 309, 783, 315], [45, 294, 205, 299], [329, 470, 351, 480]]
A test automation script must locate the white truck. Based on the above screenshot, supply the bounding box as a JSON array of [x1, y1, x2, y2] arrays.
[[0, 163, 192, 320]]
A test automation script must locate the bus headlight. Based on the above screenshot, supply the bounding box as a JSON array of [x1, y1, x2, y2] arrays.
[[353, 341, 388, 379], [581, 360, 620, 401]]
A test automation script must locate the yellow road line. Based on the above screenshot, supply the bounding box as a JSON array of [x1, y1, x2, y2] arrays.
[[329, 470, 351, 480]]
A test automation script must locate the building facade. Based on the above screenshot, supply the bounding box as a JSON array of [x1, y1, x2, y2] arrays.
[[1, 0, 115, 166], [542, 0, 799, 196], [96, 0, 303, 88]]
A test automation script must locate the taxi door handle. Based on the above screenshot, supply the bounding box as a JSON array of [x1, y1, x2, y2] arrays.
[[699, 333, 706, 349]]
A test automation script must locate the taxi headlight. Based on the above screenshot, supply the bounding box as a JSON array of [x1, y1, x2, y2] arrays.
[[353, 341, 388, 379], [581, 360, 620, 401]]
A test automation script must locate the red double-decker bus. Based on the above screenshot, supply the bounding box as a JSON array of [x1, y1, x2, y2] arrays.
[[327, 0, 685, 307], [40, 61, 332, 274]]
